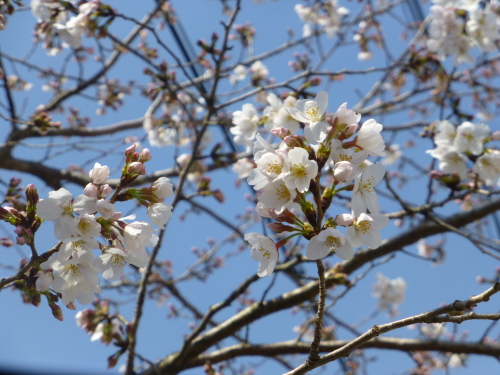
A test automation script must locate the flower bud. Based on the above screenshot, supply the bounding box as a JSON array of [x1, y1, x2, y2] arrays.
[[127, 162, 146, 175], [476, 276, 485, 284], [31, 293, 41, 307], [14, 226, 23, 234], [25, 184, 39, 206], [16, 237, 26, 245], [151, 177, 173, 199], [140, 148, 152, 162], [490, 131, 500, 141], [271, 126, 291, 140], [89, 163, 110, 184], [124, 143, 137, 160], [100, 184, 113, 198], [335, 213, 354, 226], [344, 124, 358, 138], [333, 161, 355, 183], [66, 301, 76, 310], [50, 302, 64, 321], [267, 223, 296, 233], [84, 183, 98, 198]]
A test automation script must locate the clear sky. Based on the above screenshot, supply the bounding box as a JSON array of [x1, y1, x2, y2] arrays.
[[1, 1, 499, 375]]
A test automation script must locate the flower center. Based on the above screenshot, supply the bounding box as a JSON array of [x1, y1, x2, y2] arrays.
[[265, 161, 282, 176], [339, 154, 353, 162], [274, 184, 291, 200], [325, 235, 341, 249], [112, 254, 125, 267], [64, 264, 81, 277], [62, 201, 73, 215], [258, 246, 271, 260], [78, 219, 91, 233], [355, 220, 371, 234], [72, 240, 85, 252], [361, 176, 375, 192], [304, 101, 320, 121], [292, 163, 307, 178]]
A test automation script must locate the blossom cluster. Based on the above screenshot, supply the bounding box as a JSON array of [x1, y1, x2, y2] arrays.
[[426, 120, 500, 187], [26, 145, 175, 307], [426, 1, 500, 65], [237, 91, 389, 276], [295, 0, 349, 38]]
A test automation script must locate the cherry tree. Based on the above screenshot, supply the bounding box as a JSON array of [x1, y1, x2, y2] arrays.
[[1, 0, 500, 374]]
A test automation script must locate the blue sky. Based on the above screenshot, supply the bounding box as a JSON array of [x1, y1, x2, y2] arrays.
[[1, 1, 499, 374]]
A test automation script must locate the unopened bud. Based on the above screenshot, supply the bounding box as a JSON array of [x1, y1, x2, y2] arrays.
[[333, 161, 355, 183], [84, 183, 98, 198], [267, 222, 296, 233], [124, 144, 137, 161], [16, 237, 26, 245], [100, 184, 113, 198], [476, 276, 485, 284], [490, 131, 500, 141], [25, 184, 39, 206], [335, 213, 354, 226], [140, 148, 152, 162], [344, 124, 358, 138], [271, 127, 291, 140], [49, 301, 64, 321], [283, 135, 302, 148], [66, 301, 76, 310], [31, 293, 41, 307], [127, 162, 145, 175]]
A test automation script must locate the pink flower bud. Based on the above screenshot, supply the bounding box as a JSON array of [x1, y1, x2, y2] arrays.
[[89, 163, 110, 184], [25, 184, 39, 205], [344, 124, 358, 138], [128, 162, 146, 175], [99, 184, 113, 198], [16, 237, 26, 245], [14, 226, 24, 234], [491, 131, 500, 141], [271, 127, 291, 140], [476, 276, 485, 283], [140, 148, 152, 162], [283, 135, 299, 148], [335, 213, 354, 226], [66, 301, 76, 310], [125, 144, 137, 159], [84, 183, 98, 198], [333, 161, 355, 182]]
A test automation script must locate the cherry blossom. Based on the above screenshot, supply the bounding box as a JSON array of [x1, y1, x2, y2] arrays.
[[427, 144, 468, 179], [89, 163, 110, 184], [71, 213, 101, 238], [351, 161, 385, 217], [434, 120, 457, 146], [244, 232, 278, 277], [453, 122, 490, 155], [93, 247, 143, 281], [263, 94, 300, 133], [230, 103, 259, 148], [473, 152, 500, 186], [373, 273, 406, 314], [347, 212, 389, 249], [259, 179, 297, 214], [356, 119, 386, 156], [283, 147, 318, 192], [58, 236, 99, 263], [306, 227, 353, 260], [151, 177, 174, 199], [96, 200, 115, 220], [147, 203, 173, 229], [285, 91, 328, 143], [331, 139, 367, 165]]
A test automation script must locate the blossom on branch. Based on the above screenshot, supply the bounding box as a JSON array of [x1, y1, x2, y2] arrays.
[[244, 232, 278, 277]]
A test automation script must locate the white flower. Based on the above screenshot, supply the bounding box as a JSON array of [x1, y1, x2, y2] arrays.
[[244, 232, 278, 277], [58, 236, 99, 263], [230, 103, 260, 148], [257, 152, 289, 181], [427, 144, 468, 179], [45, 254, 102, 305], [330, 139, 367, 165], [454, 122, 490, 155], [286, 91, 328, 144], [90, 318, 123, 342], [96, 199, 115, 220], [93, 247, 143, 281], [333, 161, 355, 183], [147, 203, 173, 229], [356, 119, 386, 156], [347, 213, 389, 249], [466, 7, 500, 52], [89, 163, 110, 184], [232, 158, 255, 180], [306, 227, 354, 260], [372, 273, 406, 313], [263, 94, 300, 134], [37, 188, 96, 240], [332, 102, 361, 128], [434, 120, 456, 146], [259, 179, 297, 214], [253, 132, 276, 163], [249, 61, 269, 81], [36, 271, 54, 292], [229, 65, 247, 85], [54, 16, 83, 49], [123, 221, 155, 265], [283, 147, 318, 192], [421, 323, 447, 338], [473, 152, 500, 186], [71, 214, 101, 238], [151, 177, 174, 199], [351, 161, 385, 217]]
